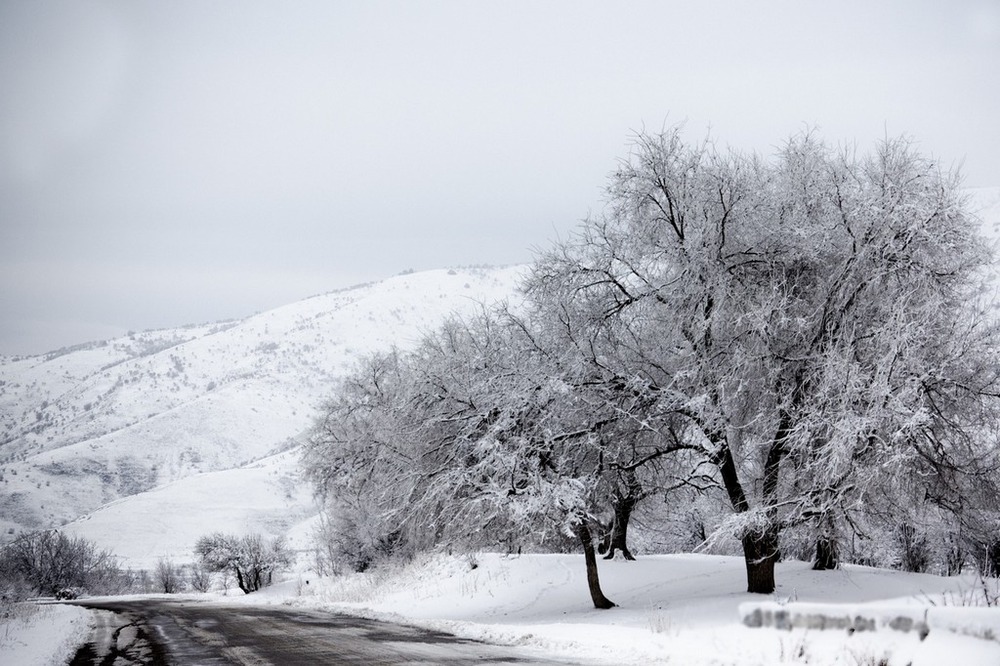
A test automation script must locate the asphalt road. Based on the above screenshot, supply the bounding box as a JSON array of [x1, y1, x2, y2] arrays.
[[67, 598, 568, 665]]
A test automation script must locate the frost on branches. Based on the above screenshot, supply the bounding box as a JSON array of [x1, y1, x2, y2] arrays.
[[303, 127, 1000, 605], [193, 532, 292, 594]]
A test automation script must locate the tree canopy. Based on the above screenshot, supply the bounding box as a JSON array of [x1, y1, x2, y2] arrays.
[[303, 127, 1000, 602]]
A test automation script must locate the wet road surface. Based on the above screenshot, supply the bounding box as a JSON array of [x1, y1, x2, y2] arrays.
[[67, 598, 568, 665]]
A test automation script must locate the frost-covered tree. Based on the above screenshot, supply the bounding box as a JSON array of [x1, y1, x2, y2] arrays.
[[526, 127, 1000, 593], [305, 309, 682, 609], [304, 127, 1000, 598], [303, 350, 419, 573], [0, 530, 122, 596], [194, 532, 292, 594]]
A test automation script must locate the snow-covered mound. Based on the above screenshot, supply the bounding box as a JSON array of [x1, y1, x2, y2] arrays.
[[0, 266, 525, 538]]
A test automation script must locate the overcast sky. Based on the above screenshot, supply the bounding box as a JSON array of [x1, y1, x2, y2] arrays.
[[2, 1, 999, 356]]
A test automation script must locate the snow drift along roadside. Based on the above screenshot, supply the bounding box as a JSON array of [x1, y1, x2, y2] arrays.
[[0, 603, 91, 666]]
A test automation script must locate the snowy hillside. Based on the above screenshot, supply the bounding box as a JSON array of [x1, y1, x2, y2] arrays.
[[0, 266, 525, 540], [62, 449, 314, 569]]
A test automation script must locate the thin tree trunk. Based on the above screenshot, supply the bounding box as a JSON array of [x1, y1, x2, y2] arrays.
[[575, 520, 616, 609], [597, 519, 612, 556]]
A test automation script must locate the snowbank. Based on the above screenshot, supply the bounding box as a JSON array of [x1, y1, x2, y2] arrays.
[[0, 603, 92, 666]]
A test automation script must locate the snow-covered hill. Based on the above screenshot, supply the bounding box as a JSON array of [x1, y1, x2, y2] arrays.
[[62, 448, 314, 569], [0, 266, 525, 543]]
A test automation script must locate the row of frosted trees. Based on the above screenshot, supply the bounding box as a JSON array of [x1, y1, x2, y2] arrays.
[[302, 128, 1000, 606]]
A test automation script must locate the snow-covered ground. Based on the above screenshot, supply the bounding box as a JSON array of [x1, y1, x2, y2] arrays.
[[0, 603, 91, 666], [281, 552, 1000, 665], [8, 552, 999, 666]]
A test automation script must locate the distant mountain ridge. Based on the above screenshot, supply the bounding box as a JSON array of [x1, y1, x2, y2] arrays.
[[0, 266, 526, 540]]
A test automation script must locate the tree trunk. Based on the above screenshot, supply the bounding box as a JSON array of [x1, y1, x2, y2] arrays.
[[575, 520, 616, 609], [813, 535, 839, 571], [984, 541, 1000, 577], [742, 529, 780, 594], [597, 519, 612, 556], [740, 407, 792, 593], [235, 568, 249, 594], [709, 414, 787, 595], [603, 496, 637, 561], [899, 524, 929, 573]]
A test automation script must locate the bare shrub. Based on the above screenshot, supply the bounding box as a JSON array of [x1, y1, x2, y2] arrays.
[[155, 558, 182, 593], [0, 530, 124, 597], [188, 562, 213, 592]]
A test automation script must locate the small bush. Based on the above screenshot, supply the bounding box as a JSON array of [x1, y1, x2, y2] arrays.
[[155, 558, 182, 594], [898, 524, 931, 573], [188, 562, 213, 592]]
